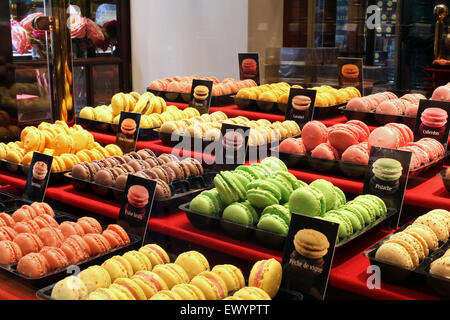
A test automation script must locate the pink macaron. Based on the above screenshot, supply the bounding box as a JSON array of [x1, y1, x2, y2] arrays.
[[431, 85, 450, 102], [311, 143, 339, 160], [301, 121, 328, 151], [368, 126, 401, 149], [278, 138, 307, 155], [328, 124, 359, 153], [341, 143, 370, 165]]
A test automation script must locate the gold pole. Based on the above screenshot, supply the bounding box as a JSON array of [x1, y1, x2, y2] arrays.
[[434, 4, 448, 60], [307, 0, 316, 48]]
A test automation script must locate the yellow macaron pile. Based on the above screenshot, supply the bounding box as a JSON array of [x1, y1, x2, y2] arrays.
[[79, 92, 201, 129], [50, 244, 276, 300], [375, 209, 450, 271], [236, 82, 361, 107], [0, 121, 122, 172], [160, 112, 301, 146]]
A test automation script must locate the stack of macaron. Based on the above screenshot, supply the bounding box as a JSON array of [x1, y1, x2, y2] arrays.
[[236, 83, 361, 107], [279, 120, 371, 165], [51, 245, 279, 300], [429, 248, 450, 279], [0, 122, 122, 172], [346, 91, 426, 118], [80, 91, 201, 129], [369, 123, 445, 169], [72, 149, 204, 201], [431, 83, 450, 102], [148, 76, 257, 96], [375, 209, 449, 271], [161, 113, 301, 146], [0, 203, 131, 277]]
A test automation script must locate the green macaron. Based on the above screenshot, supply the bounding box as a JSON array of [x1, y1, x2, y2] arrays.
[[247, 180, 282, 209], [355, 195, 387, 217], [236, 165, 264, 179], [338, 209, 364, 232], [310, 179, 338, 212], [199, 189, 224, 214], [232, 171, 253, 190], [250, 163, 272, 177], [275, 171, 307, 190], [222, 202, 255, 226], [266, 176, 293, 203], [260, 157, 288, 174], [261, 204, 291, 225], [343, 202, 372, 225], [190, 194, 220, 216], [257, 213, 289, 236], [221, 171, 246, 201], [214, 174, 239, 205], [288, 186, 325, 217], [372, 158, 403, 181], [346, 200, 376, 223], [242, 200, 259, 223], [333, 186, 347, 209], [324, 212, 353, 239]]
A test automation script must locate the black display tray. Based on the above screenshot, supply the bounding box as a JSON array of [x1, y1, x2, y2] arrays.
[[147, 88, 235, 107], [36, 277, 303, 301], [0, 159, 69, 184], [181, 202, 395, 251], [76, 117, 159, 141], [438, 169, 450, 193], [234, 96, 345, 119], [342, 108, 416, 129], [0, 204, 141, 289], [277, 149, 447, 181], [66, 171, 216, 215], [364, 222, 450, 299]]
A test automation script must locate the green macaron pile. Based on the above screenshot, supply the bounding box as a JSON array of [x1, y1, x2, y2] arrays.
[[189, 159, 306, 236], [322, 194, 388, 240]]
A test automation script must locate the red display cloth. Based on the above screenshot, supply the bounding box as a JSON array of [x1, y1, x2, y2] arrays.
[[0, 273, 38, 300]]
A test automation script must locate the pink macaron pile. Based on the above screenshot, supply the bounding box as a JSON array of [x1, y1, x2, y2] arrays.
[[431, 83, 450, 102], [346, 91, 426, 118], [148, 76, 257, 96], [368, 123, 414, 150], [279, 120, 372, 164], [398, 138, 446, 170]]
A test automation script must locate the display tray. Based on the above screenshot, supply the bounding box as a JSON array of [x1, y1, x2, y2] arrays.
[[438, 169, 450, 193], [157, 129, 300, 161], [342, 108, 416, 129], [36, 279, 302, 301], [364, 222, 450, 299], [181, 202, 395, 251], [66, 171, 216, 215], [147, 88, 236, 107], [76, 117, 159, 141], [234, 96, 345, 119], [277, 149, 447, 181], [0, 191, 17, 205], [0, 159, 69, 184], [0, 205, 141, 289]]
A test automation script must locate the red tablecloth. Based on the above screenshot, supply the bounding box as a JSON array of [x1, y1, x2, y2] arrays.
[[0, 179, 440, 300]]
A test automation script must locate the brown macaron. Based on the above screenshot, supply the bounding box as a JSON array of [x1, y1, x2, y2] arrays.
[[94, 169, 115, 187], [165, 161, 185, 180], [150, 167, 170, 184], [183, 158, 204, 175], [114, 174, 128, 190], [137, 149, 156, 159], [179, 161, 195, 178], [155, 179, 172, 200], [119, 164, 136, 174], [128, 160, 143, 173], [158, 154, 180, 164], [144, 157, 160, 168], [160, 165, 177, 183]]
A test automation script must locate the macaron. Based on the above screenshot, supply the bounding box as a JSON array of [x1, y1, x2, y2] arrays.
[[0, 226, 18, 242], [233, 286, 271, 300], [293, 229, 330, 259], [149, 289, 183, 300], [289, 186, 325, 217], [101, 255, 134, 282], [77, 217, 103, 234], [175, 251, 210, 280], [123, 250, 152, 274], [414, 215, 449, 242], [190, 271, 228, 300], [132, 271, 169, 299], [102, 229, 124, 248], [83, 233, 111, 255], [37, 227, 65, 248], [405, 224, 439, 250], [375, 242, 415, 270], [248, 258, 282, 298], [14, 220, 41, 234], [323, 212, 353, 239], [51, 276, 88, 300], [112, 278, 147, 300], [17, 252, 49, 278], [33, 214, 59, 229], [59, 221, 86, 238], [152, 263, 190, 289], [13, 233, 44, 256], [247, 179, 282, 209], [171, 283, 207, 300], [87, 288, 119, 300], [0, 213, 15, 228], [211, 264, 245, 292], [60, 235, 90, 264], [0, 240, 22, 265], [106, 224, 130, 244], [222, 202, 258, 226], [257, 205, 291, 236], [138, 244, 171, 267], [429, 256, 450, 279], [40, 247, 69, 271], [78, 265, 112, 294]]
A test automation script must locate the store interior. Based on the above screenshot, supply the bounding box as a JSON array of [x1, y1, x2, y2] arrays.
[[0, 0, 449, 301]]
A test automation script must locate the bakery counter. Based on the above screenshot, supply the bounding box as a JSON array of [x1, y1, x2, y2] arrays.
[[0, 182, 440, 300]]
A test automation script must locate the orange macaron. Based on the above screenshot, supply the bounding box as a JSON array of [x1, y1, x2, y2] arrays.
[[102, 230, 124, 249], [33, 214, 59, 229], [13, 233, 44, 255], [40, 247, 70, 272], [59, 221, 85, 238], [106, 225, 130, 244], [38, 227, 65, 247], [60, 235, 91, 264], [0, 213, 15, 228], [0, 226, 18, 242], [0, 240, 22, 265], [31, 202, 55, 218], [77, 217, 103, 234], [83, 233, 111, 255], [17, 252, 49, 278]]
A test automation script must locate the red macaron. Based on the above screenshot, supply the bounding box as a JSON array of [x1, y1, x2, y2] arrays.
[[60, 235, 91, 264]]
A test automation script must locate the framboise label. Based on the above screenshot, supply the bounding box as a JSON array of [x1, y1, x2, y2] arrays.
[[23, 152, 53, 202], [118, 174, 157, 245], [215, 123, 251, 171]]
